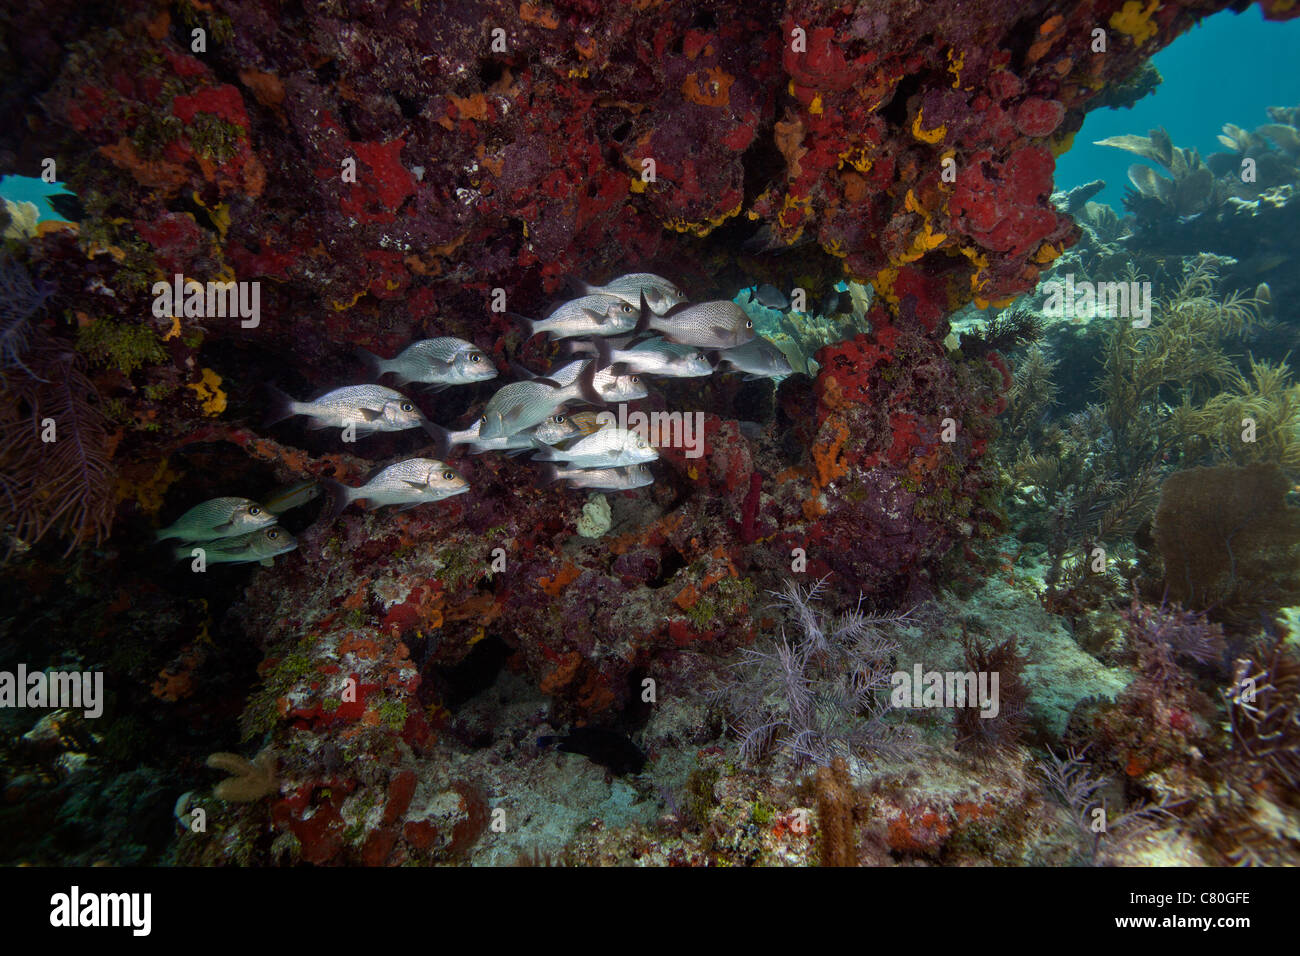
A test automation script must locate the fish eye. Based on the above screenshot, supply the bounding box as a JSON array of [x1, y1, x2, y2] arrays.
[[249, 506, 261, 515], [621, 304, 633, 312], [267, 529, 279, 540], [443, 470, 455, 480], [630, 376, 640, 384], [401, 402, 414, 412], [745, 319, 753, 329], [480, 415, 488, 424], [470, 353, 482, 362], [554, 414, 566, 423]]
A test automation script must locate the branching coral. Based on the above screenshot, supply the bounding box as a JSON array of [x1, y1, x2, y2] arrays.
[[716, 577, 913, 767], [0, 342, 116, 560], [206, 748, 278, 802], [0, 254, 53, 378], [1038, 747, 1176, 865], [1225, 642, 1300, 787], [953, 630, 1029, 761]]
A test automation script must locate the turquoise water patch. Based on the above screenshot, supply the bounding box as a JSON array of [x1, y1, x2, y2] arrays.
[[0, 173, 76, 222], [1055, 7, 1300, 210]]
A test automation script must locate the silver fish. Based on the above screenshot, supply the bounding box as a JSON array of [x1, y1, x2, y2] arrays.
[[532, 426, 658, 468], [531, 413, 589, 446], [266, 384, 432, 436], [174, 525, 297, 566], [514, 294, 640, 340], [157, 497, 275, 542], [323, 458, 469, 518], [357, 338, 497, 388], [579, 273, 686, 315], [428, 413, 581, 457], [714, 336, 794, 380], [544, 359, 648, 402], [751, 284, 789, 310], [263, 479, 321, 515], [541, 463, 655, 491], [580, 337, 713, 378], [478, 366, 603, 439], [635, 300, 755, 348]]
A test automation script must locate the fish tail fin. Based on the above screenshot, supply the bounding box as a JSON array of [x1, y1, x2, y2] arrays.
[[591, 336, 613, 371], [560, 339, 598, 360], [155, 525, 176, 543], [577, 359, 603, 405], [509, 360, 538, 380], [508, 312, 538, 339], [562, 274, 596, 298], [263, 384, 299, 428], [631, 288, 652, 334], [173, 543, 202, 561], [320, 479, 355, 523], [354, 346, 388, 378], [421, 421, 451, 460], [536, 463, 562, 485]]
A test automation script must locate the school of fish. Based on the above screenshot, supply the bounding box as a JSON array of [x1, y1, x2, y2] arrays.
[[159, 273, 796, 567]]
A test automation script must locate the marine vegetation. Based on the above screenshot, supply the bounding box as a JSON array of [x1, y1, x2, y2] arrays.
[[716, 577, 913, 767]]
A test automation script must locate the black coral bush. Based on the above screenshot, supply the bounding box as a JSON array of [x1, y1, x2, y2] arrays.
[[0, 256, 115, 559], [717, 577, 913, 767]]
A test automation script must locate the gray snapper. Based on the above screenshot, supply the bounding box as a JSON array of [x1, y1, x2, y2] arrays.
[[173, 525, 297, 566], [265, 384, 435, 437], [157, 496, 275, 542], [633, 300, 755, 348], [323, 458, 469, 520], [582, 337, 713, 378], [357, 337, 496, 388], [540, 463, 655, 491], [513, 294, 640, 341], [577, 273, 686, 315], [427, 413, 586, 458], [477, 364, 606, 439], [712, 336, 794, 380], [541, 359, 649, 402], [531, 426, 658, 468]]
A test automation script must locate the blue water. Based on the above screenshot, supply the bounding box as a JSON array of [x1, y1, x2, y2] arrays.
[[1055, 6, 1300, 211], [0, 173, 74, 222]]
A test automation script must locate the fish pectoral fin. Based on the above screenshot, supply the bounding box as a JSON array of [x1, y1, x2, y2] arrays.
[[582, 308, 609, 325], [401, 480, 429, 490], [212, 519, 234, 531], [358, 407, 384, 422], [395, 502, 423, 512], [260, 558, 274, 567]]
